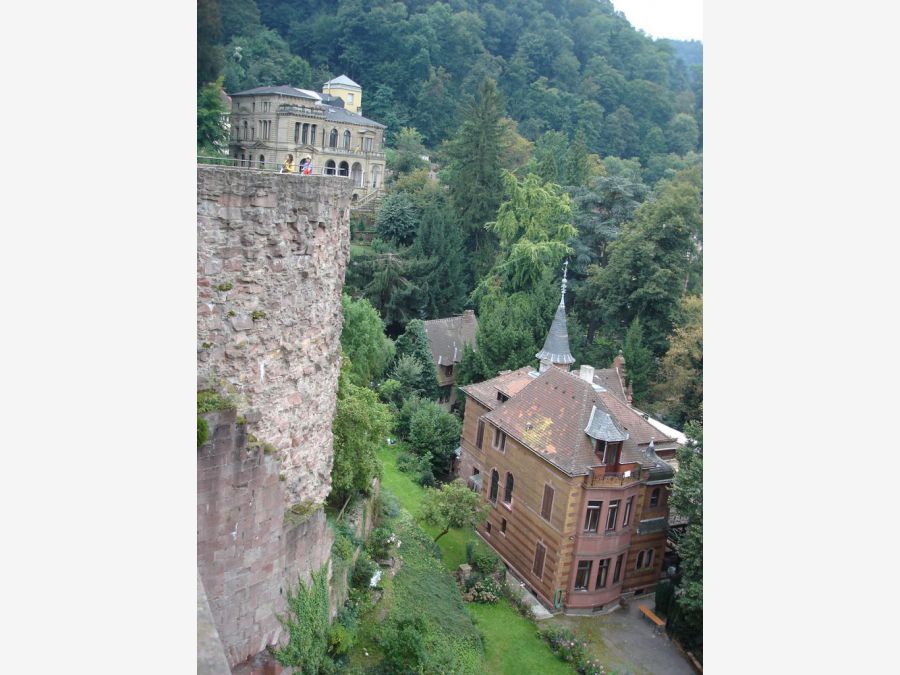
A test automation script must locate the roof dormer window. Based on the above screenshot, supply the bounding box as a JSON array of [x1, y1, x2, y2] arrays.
[[596, 440, 620, 466], [497, 391, 509, 402]]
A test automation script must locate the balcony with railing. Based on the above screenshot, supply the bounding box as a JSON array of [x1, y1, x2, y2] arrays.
[[585, 462, 641, 488]]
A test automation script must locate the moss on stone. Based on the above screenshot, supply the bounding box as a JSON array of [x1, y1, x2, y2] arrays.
[[197, 390, 237, 413]]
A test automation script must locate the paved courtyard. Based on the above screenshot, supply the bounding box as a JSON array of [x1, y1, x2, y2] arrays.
[[547, 596, 696, 675]]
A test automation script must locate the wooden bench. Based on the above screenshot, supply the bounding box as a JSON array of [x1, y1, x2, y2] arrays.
[[639, 605, 666, 633]]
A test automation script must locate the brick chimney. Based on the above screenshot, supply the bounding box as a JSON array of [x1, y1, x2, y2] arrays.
[[579, 365, 595, 383]]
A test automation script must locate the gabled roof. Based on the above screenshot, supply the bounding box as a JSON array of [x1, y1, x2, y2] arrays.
[[475, 366, 678, 477], [229, 85, 318, 100], [325, 74, 361, 89], [423, 311, 478, 366]]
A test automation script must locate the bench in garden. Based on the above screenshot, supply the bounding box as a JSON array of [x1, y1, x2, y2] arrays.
[[638, 604, 665, 633]]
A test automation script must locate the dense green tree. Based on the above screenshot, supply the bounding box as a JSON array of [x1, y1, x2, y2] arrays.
[[394, 319, 439, 400], [197, 77, 229, 151], [666, 113, 700, 155], [653, 295, 702, 426], [443, 77, 508, 275], [586, 167, 702, 354], [600, 105, 640, 159], [668, 421, 703, 655], [223, 28, 312, 92], [390, 127, 430, 177], [420, 479, 489, 542], [218, 0, 262, 41], [411, 195, 467, 319], [622, 317, 654, 405], [198, 0, 224, 87], [340, 294, 394, 387], [330, 356, 392, 506], [531, 131, 568, 184], [389, 356, 425, 404], [485, 172, 575, 293], [564, 130, 592, 187], [359, 248, 426, 332], [375, 193, 419, 247], [408, 400, 462, 481]]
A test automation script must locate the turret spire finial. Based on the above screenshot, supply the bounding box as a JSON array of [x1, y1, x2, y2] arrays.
[[560, 260, 569, 304]]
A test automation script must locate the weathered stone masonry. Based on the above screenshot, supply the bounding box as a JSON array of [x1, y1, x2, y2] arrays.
[[197, 168, 353, 507], [197, 168, 353, 668]]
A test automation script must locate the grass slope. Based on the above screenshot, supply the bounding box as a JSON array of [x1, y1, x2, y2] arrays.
[[377, 444, 571, 675]]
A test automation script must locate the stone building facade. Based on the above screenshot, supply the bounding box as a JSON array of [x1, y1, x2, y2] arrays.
[[227, 76, 386, 198]]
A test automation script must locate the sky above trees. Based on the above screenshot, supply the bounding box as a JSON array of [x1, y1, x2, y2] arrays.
[[611, 0, 702, 41]]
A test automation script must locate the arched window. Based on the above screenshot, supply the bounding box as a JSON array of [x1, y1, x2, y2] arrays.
[[351, 162, 363, 187], [646, 548, 654, 568], [338, 161, 349, 177], [242, 121, 248, 140], [258, 155, 265, 168], [649, 487, 660, 508], [301, 123, 309, 144], [489, 470, 499, 503], [343, 130, 351, 149], [636, 551, 645, 569], [329, 128, 338, 148], [503, 473, 514, 504], [325, 160, 336, 176]]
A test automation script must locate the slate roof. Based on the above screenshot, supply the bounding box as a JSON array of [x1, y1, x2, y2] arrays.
[[584, 406, 629, 442], [474, 366, 677, 477], [535, 299, 575, 365], [325, 74, 361, 88], [423, 311, 478, 366], [323, 105, 385, 128], [229, 85, 319, 100]]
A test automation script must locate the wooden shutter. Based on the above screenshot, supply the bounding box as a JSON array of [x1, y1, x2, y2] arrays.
[[541, 484, 554, 521], [533, 542, 546, 578]]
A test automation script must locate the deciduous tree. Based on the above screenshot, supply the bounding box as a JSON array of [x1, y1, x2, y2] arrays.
[[420, 479, 489, 542]]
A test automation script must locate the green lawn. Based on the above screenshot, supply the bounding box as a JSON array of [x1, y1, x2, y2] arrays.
[[376, 444, 571, 674], [469, 602, 573, 675]]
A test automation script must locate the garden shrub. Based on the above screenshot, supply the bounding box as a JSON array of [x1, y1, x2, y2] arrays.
[[377, 490, 401, 519], [396, 451, 422, 473], [465, 541, 476, 565], [469, 577, 501, 604], [655, 580, 675, 618], [472, 547, 501, 575], [539, 626, 610, 674], [378, 614, 429, 673], [273, 565, 334, 673], [327, 623, 354, 657], [501, 581, 536, 621], [366, 525, 396, 560], [418, 469, 436, 487]]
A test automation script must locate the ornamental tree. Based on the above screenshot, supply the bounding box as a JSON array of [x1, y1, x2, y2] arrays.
[[420, 479, 489, 542]]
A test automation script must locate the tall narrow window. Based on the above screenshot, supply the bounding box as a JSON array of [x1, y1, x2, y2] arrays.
[[489, 470, 499, 503], [363, 136, 373, 152], [606, 500, 620, 531], [501, 518, 507, 534], [301, 123, 309, 144], [646, 548, 654, 568], [584, 500, 602, 533], [310, 124, 317, 146], [343, 130, 351, 149], [636, 551, 645, 569], [574, 561, 593, 590], [613, 554, 623, 583], [623, 496, 634, 527], [541, 485, 554, 521], [329, 128, 338, 147], [492, 427, 506, 452], [258, 154, 265, 168], [294, 122, 300, 143], [602, 441, 619, 466], [596, 558, 610, 589], [476, 420, 485, 449], [503, 473, 514, 504], [533, 542, 546, 579], [649, 488, 661, 508]]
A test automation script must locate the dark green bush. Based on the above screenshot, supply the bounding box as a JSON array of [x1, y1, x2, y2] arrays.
[[472, 548, 501, 575], [377, 491, 401, 519], [366, 525, 395, 560], [379, 615, 429, 674], [418, 469, 436, 487], [465, 541, 476, 565], [197, 389, 236, 413], [396, 451, 422, 473], [655, 580, 675, 617], [328, 623, 354, 657], [272, 565, 334, 673]]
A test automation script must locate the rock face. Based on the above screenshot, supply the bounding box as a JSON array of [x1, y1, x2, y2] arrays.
[[197, 168, 353, 507]]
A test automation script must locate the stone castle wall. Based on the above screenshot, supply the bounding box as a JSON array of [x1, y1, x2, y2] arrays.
[[198, 409, 334, 667], [197, 168, 353, 507]]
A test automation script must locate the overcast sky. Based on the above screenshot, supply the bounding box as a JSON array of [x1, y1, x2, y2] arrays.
[[610, 0, 703, 41]]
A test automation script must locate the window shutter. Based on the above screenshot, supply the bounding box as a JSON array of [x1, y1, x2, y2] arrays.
[[541, 484, 554, 521], [533, 542, 546, 578]]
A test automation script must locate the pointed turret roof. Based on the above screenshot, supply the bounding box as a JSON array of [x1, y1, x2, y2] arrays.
[[535, 261, 575, 366]]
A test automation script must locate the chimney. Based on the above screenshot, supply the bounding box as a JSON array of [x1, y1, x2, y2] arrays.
[[579, 365, 595, 383], [613, 350, 632, 404]]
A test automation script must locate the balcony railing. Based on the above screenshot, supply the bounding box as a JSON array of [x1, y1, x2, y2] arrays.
[[587, 472, 640, 488]]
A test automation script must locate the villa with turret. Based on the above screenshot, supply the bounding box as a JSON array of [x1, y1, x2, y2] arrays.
[[455, 270, 681, 614], [227, 75, 386, 199]]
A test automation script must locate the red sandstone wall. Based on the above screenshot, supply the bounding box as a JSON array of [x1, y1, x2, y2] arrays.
[[198, 409, 334, 668]]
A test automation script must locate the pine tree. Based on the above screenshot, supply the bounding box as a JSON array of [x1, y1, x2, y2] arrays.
[[444, 77, 508, 278], [411, 197, 467, 319], [394, 319, 439, 400], [623, 317, 653, 404]]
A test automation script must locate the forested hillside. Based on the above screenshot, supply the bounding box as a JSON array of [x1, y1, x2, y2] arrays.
[[198, 0, 703, 427]]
